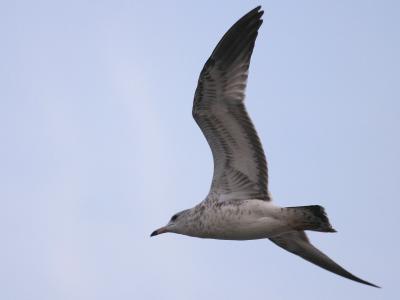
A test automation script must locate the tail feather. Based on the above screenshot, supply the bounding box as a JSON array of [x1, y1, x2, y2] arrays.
[[286, 205, 336, 233]]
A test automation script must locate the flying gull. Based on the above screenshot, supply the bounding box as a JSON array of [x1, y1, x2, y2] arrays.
[[151, 6, 379, 288]]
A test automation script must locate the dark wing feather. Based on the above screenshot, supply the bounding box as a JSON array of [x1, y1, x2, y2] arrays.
[[269, 231, 380, 288], [193, 6, 269, 201]]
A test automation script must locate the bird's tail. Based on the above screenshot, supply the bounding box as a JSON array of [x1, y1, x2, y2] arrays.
[[285, 205, 336, 233]]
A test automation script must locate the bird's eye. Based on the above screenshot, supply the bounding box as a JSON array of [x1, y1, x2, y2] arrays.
[[171, 214, 178, 222]]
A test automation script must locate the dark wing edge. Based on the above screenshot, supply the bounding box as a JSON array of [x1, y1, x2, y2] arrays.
[[193, 6, 270, 201], [269, 231, 380, 288]]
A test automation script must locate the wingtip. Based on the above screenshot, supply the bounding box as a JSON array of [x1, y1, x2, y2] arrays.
[[364, 282, 381, 288], [343, 276, 380, 288], [365, 281, 381, 288], [252, 5, 262, 12], [248, 5, 264, 19], [257, 7, 264, 20]]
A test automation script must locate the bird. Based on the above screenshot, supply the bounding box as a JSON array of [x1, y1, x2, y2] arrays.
[[151, 6, 379, 288]]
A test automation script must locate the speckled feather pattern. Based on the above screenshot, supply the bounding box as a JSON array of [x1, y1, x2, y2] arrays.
[[152, 6, 379, 288]]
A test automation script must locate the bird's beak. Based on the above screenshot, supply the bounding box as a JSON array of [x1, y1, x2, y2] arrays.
[[150, 226, 168, 237]]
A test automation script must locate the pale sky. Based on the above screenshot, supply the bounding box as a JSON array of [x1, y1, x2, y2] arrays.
[[1, 1, 399, 299]]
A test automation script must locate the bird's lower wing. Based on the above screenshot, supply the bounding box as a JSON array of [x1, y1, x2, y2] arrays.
[[269, 231, 379, 288]]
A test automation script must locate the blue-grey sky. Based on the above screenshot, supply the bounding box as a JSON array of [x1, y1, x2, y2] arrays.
[[1, 1, 399, 299]]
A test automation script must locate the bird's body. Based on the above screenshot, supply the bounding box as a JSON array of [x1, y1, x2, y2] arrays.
[[151, 6, 379, 288], [174, 199, 290, 240], [173, 199, 334, 240]]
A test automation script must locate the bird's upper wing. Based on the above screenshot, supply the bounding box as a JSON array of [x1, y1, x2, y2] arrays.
[[269, 231, 379, 287], [193, 6, 269, 202]]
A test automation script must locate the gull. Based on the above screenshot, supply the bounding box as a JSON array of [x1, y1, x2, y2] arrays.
[[151, 6, 379, 288]]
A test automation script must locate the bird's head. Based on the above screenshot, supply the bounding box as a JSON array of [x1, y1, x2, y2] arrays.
[[150, 209, 189, 237]]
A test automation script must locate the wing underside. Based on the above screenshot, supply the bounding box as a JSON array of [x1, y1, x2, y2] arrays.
[[269, 231, 379, 287], [193, 6, 269, 201]]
